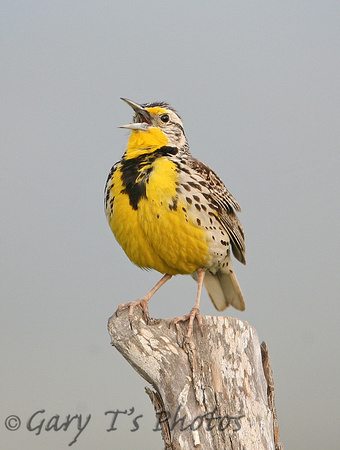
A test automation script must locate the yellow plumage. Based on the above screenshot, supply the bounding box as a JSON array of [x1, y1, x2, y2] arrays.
[[106, 132, 210, 275]]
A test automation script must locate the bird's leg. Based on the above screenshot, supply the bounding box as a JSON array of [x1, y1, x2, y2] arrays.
[[116, 274, 172, 326], [172, 268, 206, 342]]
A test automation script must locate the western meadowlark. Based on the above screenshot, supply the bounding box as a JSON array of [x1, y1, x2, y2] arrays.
[[105, 98, 246, 341]]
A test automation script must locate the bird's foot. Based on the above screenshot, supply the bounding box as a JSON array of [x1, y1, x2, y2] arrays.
[[115, 298, 150, 328], [172, 307, 203, 343]]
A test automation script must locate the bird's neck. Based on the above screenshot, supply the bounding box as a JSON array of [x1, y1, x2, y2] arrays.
[[123, 128, 169, 160]]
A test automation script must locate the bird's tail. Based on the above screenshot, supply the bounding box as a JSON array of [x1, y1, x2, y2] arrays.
[[202, 267, 245, 312]]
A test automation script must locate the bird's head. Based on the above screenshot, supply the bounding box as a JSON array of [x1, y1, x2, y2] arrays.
[[120, 98, 189, 157]]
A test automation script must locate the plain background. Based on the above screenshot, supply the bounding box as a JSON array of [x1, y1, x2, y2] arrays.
[[1, 1, 339, 449]]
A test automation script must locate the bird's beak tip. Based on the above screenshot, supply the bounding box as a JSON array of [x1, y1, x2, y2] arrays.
[[120, 97, 144, 111], [119, 123, 149, 131]]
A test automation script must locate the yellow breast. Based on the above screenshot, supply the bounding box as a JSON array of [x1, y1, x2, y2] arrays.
[[106, 155, 210, 275]]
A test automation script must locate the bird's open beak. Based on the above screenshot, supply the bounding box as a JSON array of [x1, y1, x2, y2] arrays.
[[119, 98, 152, 130]]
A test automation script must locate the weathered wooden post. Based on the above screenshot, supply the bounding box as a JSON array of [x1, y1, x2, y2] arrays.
[[108, 308, 282, 449]]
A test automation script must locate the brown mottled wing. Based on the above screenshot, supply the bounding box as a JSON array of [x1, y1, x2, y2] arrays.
[[188, 157, 246, 265]]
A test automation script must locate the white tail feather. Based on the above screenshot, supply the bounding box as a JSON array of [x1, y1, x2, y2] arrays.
[[201, 269, 245, 312]]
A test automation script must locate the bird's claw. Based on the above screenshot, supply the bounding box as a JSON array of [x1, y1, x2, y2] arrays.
[[115, 298, 150, 328], [172, 307, 203, 343]]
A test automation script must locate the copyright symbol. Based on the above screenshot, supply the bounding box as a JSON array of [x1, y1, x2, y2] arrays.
[[5, 415, 21, 431]]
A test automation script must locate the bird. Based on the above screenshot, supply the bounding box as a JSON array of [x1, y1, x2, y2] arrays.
[[104, 98, 246, 342]]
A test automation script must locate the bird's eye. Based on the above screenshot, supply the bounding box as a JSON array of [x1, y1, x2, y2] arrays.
[[160, 114, 169, 123]]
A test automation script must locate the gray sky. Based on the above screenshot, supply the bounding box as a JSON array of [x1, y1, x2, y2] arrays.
[[1, 2, 339, 449]]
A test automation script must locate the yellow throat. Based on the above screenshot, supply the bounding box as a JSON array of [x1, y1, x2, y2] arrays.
[[123, 126, 169, 159]]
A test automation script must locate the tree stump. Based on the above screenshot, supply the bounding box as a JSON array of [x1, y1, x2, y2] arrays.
[[108, 308, 282, 449]]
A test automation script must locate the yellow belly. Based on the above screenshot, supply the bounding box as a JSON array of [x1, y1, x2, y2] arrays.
[[107, 158, 210, 275]]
